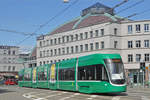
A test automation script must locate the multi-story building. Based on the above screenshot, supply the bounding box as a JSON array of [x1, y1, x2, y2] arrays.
[[0, 45, 24, 77], [28, 47, 37, 68], [36, 3, 150, 83]]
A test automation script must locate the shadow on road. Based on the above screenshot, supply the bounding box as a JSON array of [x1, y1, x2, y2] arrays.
[[0, 89, 15, 94], [93, 92, 128, 96]]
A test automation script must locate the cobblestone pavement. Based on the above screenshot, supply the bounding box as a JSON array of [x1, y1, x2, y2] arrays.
[[0, 85, 150, 100]]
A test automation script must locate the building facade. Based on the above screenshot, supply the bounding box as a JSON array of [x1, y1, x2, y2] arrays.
[[36, 3, 150, 83], [0, 46, 24, 77]]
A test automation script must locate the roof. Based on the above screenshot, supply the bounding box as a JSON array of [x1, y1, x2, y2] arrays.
[[50, 13, 122, 35]]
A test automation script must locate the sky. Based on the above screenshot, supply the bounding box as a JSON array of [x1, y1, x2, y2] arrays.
[[0, 0, 150, 53]]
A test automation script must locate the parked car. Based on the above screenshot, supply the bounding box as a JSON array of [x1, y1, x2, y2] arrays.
[[4, 79, 17, 85]]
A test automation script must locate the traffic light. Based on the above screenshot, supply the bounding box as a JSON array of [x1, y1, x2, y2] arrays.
[[140, 62, 145, 70]]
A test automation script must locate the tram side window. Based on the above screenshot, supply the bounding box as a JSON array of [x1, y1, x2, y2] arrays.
[[44, 69, 47, 80], [38, 71, 46, 81], [19, 74, 23, 81], [78, 66, 95, 80], [96, 65, 109, 81], [24, 74, 31, 81], [59, 68, 75, 80], [78, 64, 109, 81]]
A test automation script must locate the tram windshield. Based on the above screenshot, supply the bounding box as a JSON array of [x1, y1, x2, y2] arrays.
[[104, 59, 125, 84]]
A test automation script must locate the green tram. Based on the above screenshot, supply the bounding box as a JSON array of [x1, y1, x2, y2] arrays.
[[18, 54, 126, 93]]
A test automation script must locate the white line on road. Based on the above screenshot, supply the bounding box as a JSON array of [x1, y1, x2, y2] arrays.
[[34, 98, 46, 100], [112, 96, 120, 100]]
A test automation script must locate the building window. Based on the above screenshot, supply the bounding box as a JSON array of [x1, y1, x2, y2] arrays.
[[54, 38, 57, 44], [58, 38, 61, 44], [80, 33, 83, 40], [8, 50, 11, 55], [43, 41, 45, 46], [62, 48, 65, 55], [101, 41, 104, 49], [50, 50, 53, 56], [136, 40, 141, 48], [58, 48, 61, 55], [75, 46, 78, 53], [80, 45, 83, 52], [101, 29, 104, 36], [71, 46, 74, 53], [75, 34, 78, 41], [54, 49, 57, 55], [90, 43, 93, 51], [43, 61, 45, 65], [40, 62, 42, 65], [66, 47, 69, 54], [12, 66, 15, 71], [85, 44, 88, 51], [90, 31, 93, 38], [43, 50, 45, 57], [144, 40, 149, 48], [67, 36, 69, 42], [70, 35, 73, 42], [85, 32, 88, 39], [128, 41, 133, 48], [114, 41, 118, 48], [47, 40, 49, 46], [128, 25, 132, 33], [114, 28, 117, 35], [95, 42, 99, 50], [47, 50, 49, 57], [40, 51, 42, 57], [128, 54, 133, 62], [136, 54, 141, 62], [8, 66, 11, 71], [62, 36, 65, 43], [4, 50, 7, 55], [95, 30, 99, 37], [50, 39, 53, 45], [145, 54, 149, 61], [144, 24, 149, 32], [136, 24, 141, 32], [40, 41, 42, 47], [13, 51, 15, 55]]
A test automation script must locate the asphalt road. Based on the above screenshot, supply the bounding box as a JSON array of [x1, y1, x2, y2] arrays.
[[0, 85, 150, 100]]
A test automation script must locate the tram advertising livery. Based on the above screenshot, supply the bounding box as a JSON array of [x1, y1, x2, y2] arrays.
[[18, 54, 126, 93]]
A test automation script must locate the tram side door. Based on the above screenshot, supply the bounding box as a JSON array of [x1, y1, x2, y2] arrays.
[[32, 68, 37, 88], [49, 64, 57, 89]]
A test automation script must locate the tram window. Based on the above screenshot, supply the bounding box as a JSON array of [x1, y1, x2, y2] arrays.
[[59, 68, 75, 80], [24, 73, 31, 81], [44, 69, 47, 80], [78, 64, 109, 81], [38, 72, 46, 81], [19, 75, 23, 81], [78, 65, 95, 80]]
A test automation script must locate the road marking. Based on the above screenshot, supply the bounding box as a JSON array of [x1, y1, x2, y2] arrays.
[[141, 96, 149, 100], [34, 98, 46, 100], [44, 93, 63, 99], [112, 96, 120, 100], [34, 91, 58, 96], [59, 97, 70, 100]]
